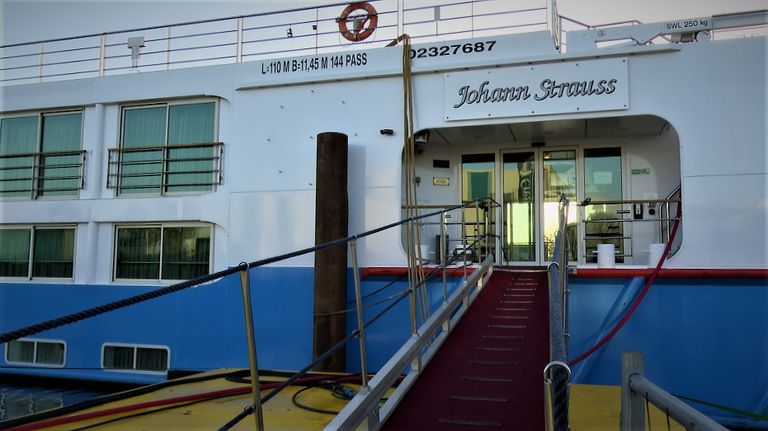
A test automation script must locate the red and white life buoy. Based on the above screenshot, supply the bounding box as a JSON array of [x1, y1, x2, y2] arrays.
[[338, 2, 378, 42]]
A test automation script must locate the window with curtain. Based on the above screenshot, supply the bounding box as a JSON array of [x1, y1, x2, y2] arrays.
[[0, 227, 75, 278], [39, 113, 83, 197], [5, 339, 65, 366], [0, 116, 38, 198], [118, 101, 216, 194], [114, 225, 211, 281], [0, 112, 83, 198], [102, 344, 169, 372]]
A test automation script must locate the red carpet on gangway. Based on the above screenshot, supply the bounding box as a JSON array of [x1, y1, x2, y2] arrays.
[[383, 270, 550, 430]]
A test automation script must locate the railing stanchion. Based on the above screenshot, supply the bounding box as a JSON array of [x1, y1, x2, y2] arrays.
[[238, 262, 264, 431], [620, 351, 645, 431], [38, 43, 44, 82], [350, 239, 368, 389], [166, 26, 172, 70], [621, 352, 728, 431], [483, 199, 489, 262], [462, 208, 468, 281], [99, 34, 106, 76], [475, 203, 480, 263], [441, 212, 447, 304], [236, 17, 244, 63]]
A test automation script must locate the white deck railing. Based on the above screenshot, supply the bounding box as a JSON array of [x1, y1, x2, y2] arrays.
[[0, 0, 551, 86]]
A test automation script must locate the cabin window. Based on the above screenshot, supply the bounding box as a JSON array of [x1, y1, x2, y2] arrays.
[[102, 344, 169, 373], [114, 224, 211, 281], [0, 112, 84, 199], [0, 227, 75, 278], [111, 101, 220, 195], [5, 339, 66, 366]]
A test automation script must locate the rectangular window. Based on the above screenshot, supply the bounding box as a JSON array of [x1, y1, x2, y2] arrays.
[[0, 112, 84, 198], [584, 147, 624, 263], [102, 344, 169, 373], [114, 225, 211, 281], [543, 150, 578, 261], [461, 154, 496, 262], [0, 227, 75, 278], [113, 101, 219, 195], [5, 339, 65, 367]]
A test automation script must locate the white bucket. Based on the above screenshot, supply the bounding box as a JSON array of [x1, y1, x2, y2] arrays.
[[597, 244, 616, 268], [648, 243, 666, 267]]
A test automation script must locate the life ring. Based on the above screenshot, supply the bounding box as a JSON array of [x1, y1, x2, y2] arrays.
[[338, 2, 378, 42]]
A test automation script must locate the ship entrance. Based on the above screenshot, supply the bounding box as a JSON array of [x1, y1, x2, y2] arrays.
[[407, 115, 680, 267]]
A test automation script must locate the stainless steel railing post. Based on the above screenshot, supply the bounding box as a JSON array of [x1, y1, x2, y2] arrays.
[[620, 351, 644, 431], [98, 34, 106, 76], [350, 238, 369, 389], [441, 212, 448, 304], [238, 262, 264, 431], [475, 203, 480, 263], [560, 199, 569, 337], [462, 207, 468, 281], [236, 17, 244, 63]]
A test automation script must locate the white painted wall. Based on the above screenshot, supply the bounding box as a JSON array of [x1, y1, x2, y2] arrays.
[[0, 33, 765, 275]]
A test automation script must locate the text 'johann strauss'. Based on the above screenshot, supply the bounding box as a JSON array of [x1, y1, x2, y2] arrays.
[[453, 79, 619, 108]]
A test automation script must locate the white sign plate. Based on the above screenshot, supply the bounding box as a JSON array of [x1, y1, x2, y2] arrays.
[[444, 57, 629, 121]]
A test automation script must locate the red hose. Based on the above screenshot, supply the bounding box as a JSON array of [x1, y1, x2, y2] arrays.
[[7, 374, 363, 431], [568, 203, 682, 367]]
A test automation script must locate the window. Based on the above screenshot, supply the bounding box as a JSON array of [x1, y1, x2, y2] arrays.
[[0, 112, 84, 198], [5, 339, 66, 366], [109, 101, 221, 195], [102, 344, 169, 373], [0, 227, 75, 278], [584, 147, 624, 263], [114, 225, 211, 281]]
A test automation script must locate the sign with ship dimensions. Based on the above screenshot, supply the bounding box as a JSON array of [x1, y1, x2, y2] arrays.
[[239, 33, 556, 90], [444, 57, 629, 121]]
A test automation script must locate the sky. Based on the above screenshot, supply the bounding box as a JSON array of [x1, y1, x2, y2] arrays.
[[1, 0, 766, 45]]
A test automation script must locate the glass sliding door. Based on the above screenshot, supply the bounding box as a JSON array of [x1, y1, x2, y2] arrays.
[[39, 113, 82, 197], [583, 147, 623, 262], [461, 154, 495, 262], [502, 152, 536, 263], [542, 150, 577, 261]]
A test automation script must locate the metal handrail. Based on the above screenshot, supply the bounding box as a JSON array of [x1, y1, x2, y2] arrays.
[[106, 142, 224, 193], [0, 149, 87, 197], [621, 351, 727, 431], [325, 255, 494, 430], [1, 0, 548, 85], [0, 198, 494, 429], [544, 194, 570, 431], [580, 191, 682, 262], [659, 185, 681, 247]]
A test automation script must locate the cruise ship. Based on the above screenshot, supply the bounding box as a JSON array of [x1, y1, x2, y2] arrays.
[[1, 1, 766, 429]]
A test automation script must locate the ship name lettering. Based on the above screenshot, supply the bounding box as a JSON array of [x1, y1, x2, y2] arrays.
[[453, 81, 531, 108], [534, 78, 617, 101]]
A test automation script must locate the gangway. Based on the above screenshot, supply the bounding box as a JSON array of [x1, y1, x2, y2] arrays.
[[383, 269, 550, 430]]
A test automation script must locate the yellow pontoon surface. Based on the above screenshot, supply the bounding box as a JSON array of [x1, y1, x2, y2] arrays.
[[5, 370, 686, 430]]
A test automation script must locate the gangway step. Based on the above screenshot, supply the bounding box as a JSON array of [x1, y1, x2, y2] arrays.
[[382, 270, 549, 430]]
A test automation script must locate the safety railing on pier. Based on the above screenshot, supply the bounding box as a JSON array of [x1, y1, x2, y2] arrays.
[[0, 150, 86, 198], [0, 198, 497, 431], [544, 195, 570, 431], [621, 351, 728, 431], [0, 0, 553, 86]]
